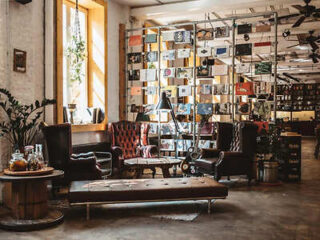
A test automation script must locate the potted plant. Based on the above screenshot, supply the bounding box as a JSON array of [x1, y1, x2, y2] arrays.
[[0, 88, 56, 151]]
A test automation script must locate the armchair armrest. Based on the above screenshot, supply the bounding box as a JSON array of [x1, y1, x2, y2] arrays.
[[71, 152, 95, 159], [69, 156, 98, 169], [201, 148, 221, 158], [219, 151, 246, 159]]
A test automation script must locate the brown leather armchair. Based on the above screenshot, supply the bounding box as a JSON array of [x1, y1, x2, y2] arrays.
[[42, 124, 102, 187], [195, 122, 258, 183], [107, 120, 158, 176]]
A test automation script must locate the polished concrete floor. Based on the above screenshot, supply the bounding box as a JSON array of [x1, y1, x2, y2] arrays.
[[1, 138, 320, 240]]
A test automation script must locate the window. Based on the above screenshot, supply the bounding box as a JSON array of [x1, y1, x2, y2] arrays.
[[57, 0, 107, 132]]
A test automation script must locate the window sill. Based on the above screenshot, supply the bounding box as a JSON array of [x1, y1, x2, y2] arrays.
[[71, 123, 106, 133]]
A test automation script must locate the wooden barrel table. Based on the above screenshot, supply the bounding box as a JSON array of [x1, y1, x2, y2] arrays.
[[0, 170, 64, 231]]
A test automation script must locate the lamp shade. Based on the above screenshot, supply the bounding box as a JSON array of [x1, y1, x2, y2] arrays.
[[136, 112, 150, 122], [156, 92, 172, 112]]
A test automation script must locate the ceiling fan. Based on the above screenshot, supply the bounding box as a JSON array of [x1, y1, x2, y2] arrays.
[[287, 30, 320, 51], [283, 72, 301, 82], [309, 49, 320, 63], [269, 0, 320, 28]]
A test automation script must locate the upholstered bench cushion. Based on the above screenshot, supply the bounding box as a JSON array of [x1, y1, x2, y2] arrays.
[[69, 177, 228, 203]]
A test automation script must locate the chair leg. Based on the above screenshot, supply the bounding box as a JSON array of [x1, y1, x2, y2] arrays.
[[86, 203, 90, 220], [208, 199, 212, 214]]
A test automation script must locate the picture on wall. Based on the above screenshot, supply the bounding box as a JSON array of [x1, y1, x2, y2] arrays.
[[146, 86, 157, 95], [235, 43, 252, 56], [174, 31, 191, 44], [235, 63, 251, 74], [162, 50, 175, 61], [130, 86, 142, 96], [215, 26, 230, 38], [215, 103, 231, 114], [146, 51, 158, 62], [162, 31, 175, 41], [237, 23, 252, 34], [160, 139, 175, 151], [197, 28, 214, 41], [197, 47, 212, 57], [200, 84, 212, 95], [212, 65, 228, 76], [197, 65, 211, 77], [127, 53, 142, 64], [145, 34, 157, 43], [237, 102, 251, 114], [176, 103, 191, 115], [128, 70, 140, 81], [128, 35, 142, 46], [214, 46, 229, 58], [213, 84, 229, 95], [255, 62, 272, 75], [149, 123, 158, 134], [163, 68, 176, 78], [13, 49, 26, 73], [178, 85, 192, 97], [177, 48, 191, 58], [140, 69, 157, 81], [235, 82, 254, 95], [255, 22, 271, 32], [177, 68, 193, 79], [197, 103, 213, 115]]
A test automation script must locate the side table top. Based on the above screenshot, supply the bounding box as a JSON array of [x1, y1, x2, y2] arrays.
[[124, 157, 181, 167], [0, 170, 64, 182]]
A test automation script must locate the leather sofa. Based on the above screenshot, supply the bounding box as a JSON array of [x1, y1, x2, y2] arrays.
[[195, 122, 258, 183]]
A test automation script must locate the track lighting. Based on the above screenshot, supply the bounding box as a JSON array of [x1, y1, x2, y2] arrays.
[[282, 29, 291, 38]]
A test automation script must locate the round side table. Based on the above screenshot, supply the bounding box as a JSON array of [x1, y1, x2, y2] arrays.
[[0, 170, 64, 231]]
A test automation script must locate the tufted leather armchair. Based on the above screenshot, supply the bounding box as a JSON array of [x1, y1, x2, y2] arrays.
[[195, 122, 258, 184], [107, 120, 158, 176]]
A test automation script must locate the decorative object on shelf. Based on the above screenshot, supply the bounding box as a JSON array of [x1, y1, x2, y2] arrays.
[[237, 23, 252, 34], [128, 53, 142, 64], [177, 48, 191, 58], [128, 35, 142, 46], [13, 49, 27, 73], [0, 88, 56, 151], [235, 43, 252, 56], [255, 62, 272, 74], [9, 150, 28, 171], [215, 26, 230, 38], [145, 34, 157, 43]]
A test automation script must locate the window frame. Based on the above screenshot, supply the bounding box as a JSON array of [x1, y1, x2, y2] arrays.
[[57, 0, 108, 132]]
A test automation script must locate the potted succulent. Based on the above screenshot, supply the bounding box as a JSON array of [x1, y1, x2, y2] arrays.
[[0, 88, 56, 151]]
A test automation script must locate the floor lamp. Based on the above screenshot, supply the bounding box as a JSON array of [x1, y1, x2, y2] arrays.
[[156, 92, 180, 159]]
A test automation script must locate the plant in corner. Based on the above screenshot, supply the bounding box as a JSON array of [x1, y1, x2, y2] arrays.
[[0, 88, 56, 150]]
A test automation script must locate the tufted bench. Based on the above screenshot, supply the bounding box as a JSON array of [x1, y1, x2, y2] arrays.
[[69, 177, 228, 219]]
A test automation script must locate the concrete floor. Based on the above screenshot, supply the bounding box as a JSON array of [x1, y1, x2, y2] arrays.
[[1, 137, 320, 240]]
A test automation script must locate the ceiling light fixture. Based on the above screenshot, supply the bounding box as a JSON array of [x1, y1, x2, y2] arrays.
[[244, 33, 250, 41], [282, 29, 291, 38]]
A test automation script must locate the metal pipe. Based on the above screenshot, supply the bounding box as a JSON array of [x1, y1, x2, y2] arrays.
[[273, 12, 278, 123], [126, 11, 276, 32], [231, 18, 236, 122], [193, 23, 197, 144], [157, 27, 161, 156]]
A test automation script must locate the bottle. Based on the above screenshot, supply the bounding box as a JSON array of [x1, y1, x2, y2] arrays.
[[28, 149, 41, 171], [35, 144, 46, 169]]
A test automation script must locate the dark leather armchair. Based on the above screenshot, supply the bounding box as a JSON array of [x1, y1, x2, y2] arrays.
[[42, 123, 102, 187], [195, 122, 258, 183], [107, 120, 158, 176]]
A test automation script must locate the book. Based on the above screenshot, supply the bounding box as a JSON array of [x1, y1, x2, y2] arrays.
[[163, 68, 175, 78], [214, 46, 229, 58], [146, 51, 158, 62], [178, 85, 192, 97], [145, 34, 157, 43], [162, 50, 175, 61], [177, 48, 191, 58], [177, 68, 193, 79], [176, 103, 191, 115], [197, 103, 213, 115], [212, 65, 228, 76], [197, 47, 212, 57], [127, 53, 142, 64], [215, 26, 230, 38], [128, 35, 142, 46], [174, 31, 191, 44], [128, 70, 140, 81]]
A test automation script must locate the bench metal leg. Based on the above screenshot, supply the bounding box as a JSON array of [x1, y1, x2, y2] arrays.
[[86, 203, 90, 220]]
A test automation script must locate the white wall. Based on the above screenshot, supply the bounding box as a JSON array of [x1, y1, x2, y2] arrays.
[[107, 0, 130, 122]]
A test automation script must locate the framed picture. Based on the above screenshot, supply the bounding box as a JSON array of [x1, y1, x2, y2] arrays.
[[197, 28, 214, 41], [128, 70, 140, 81], [127, 53, 142, 64], [160, 139, 175, 151], [235, 82, 254, 95], [235, 43, 252, 56], [200, 84, 212, 95], [130, 86, 142, 96], [255, 62, 272, 75], [146, 51, 158, 62], [145, 34, 157, 43], [128, 35, 142, 46], [177, 48, 191, 58], [177, 103, 191, 115], [197, 103, 213, 115], [237, 24, 252, 34], [178, 85, 192, 97], [162, 31, 175, 41], [197, 66, 210, 77], [13, 49, 27, 73], [212, 65, 228, 76], [146, 86, 157, 95], [215, 26, 230, 38], [177, 68, 193, 79], [237, 102, 251, 114], [174, 31, 191, 44], [162, 50, 175, 61], [140, 69, 157, 81], [214, 46, 229, 58], [235, 63, 251, 74], [163, 68, 175, 78], [197, 47, 212, 57]]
